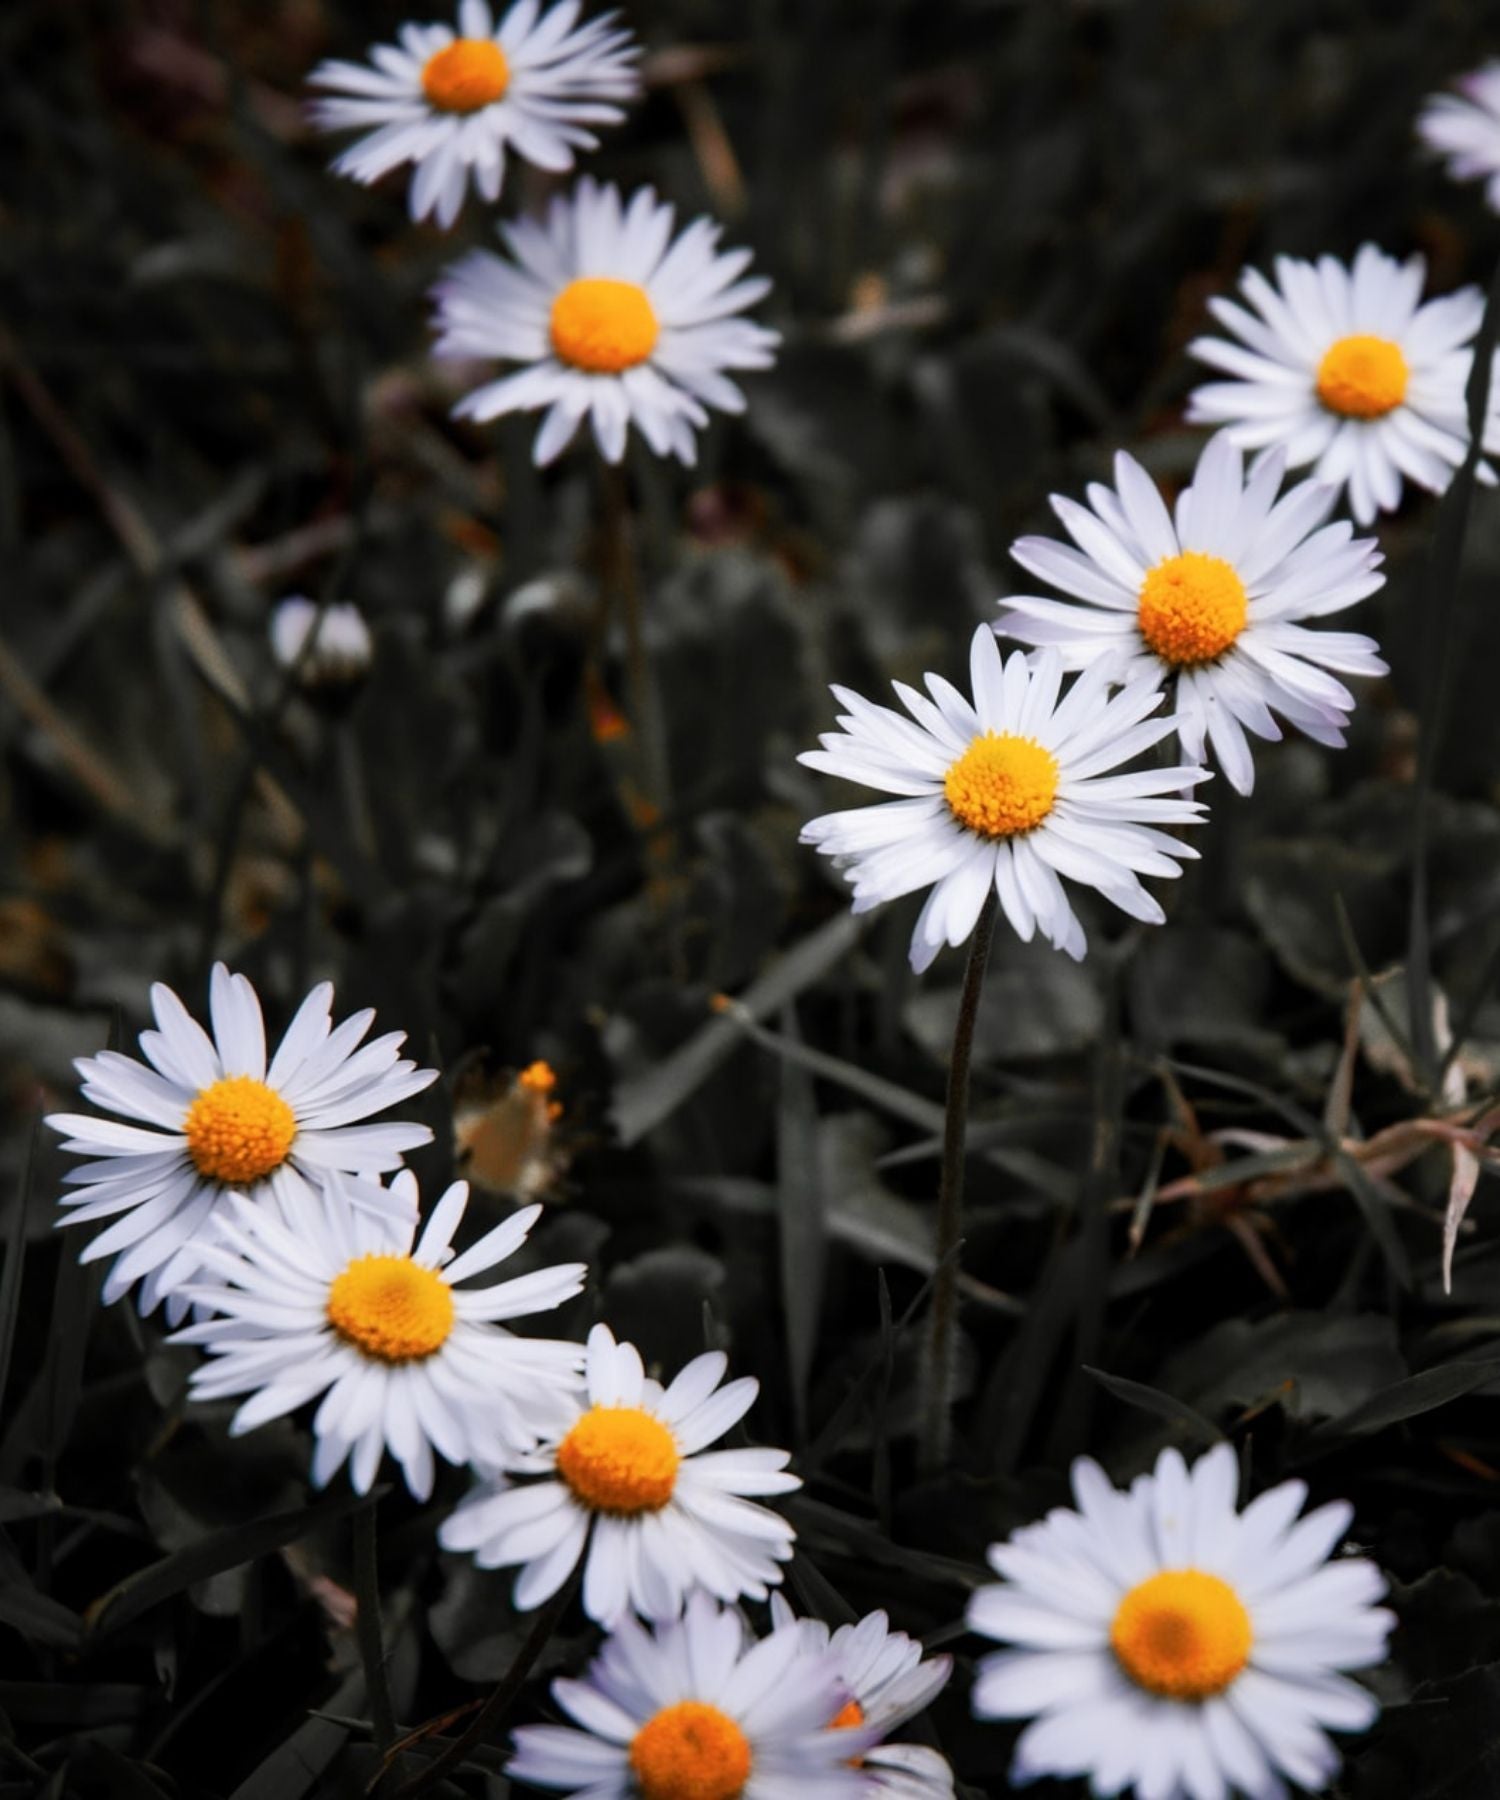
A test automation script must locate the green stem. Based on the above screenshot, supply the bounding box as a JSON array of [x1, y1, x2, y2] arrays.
[[376, 1548, 585, 1800], [353, 1500, 396, 1752], [919, 890, 998, 1473], [600, 459, 670, 815]]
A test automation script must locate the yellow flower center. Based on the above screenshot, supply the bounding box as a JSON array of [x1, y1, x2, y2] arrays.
[[1110, 1569, 1253, 1701], [1315, 333, 1409, 419], [518, 1059, 557, 1095], [1138, 551, 1248, 666], [549, 278, 660, 374], [943, 733, 1059, 838], [421, 38, 510, 113], [628, 1701, 752, 1800], [555, 1405, 680, 1514], [183, 1075, 297, 1185], [326, 1255, 455, 1363], [829, 1698, 865, 1730]]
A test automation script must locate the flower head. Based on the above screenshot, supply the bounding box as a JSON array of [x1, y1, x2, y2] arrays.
[[1418, 62, 1500, 213], [439, 1322, 798, 1625], [771, 1597, 955, 1797], [172, 1171, 587, 1499], [509, 1591, 878, 1800], [798, 626, 1208, 971], [46, 965, 438, 1317], [996, 434, 1388, 793], [1187, 243, 1500, 524], [270, 597, 373, 687], [968, 1443, 1395, 1798], [309, 0, 639, 229], [430, 176, 780, 466]]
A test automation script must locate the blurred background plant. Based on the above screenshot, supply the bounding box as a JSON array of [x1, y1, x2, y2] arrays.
[[5, 1, 1500, 1795]]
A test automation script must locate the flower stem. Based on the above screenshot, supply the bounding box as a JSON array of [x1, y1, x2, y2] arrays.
[[376, 1548, 586, 1800], [919, 889, 998, 1474], [599, 460, 671, 817], [353, 1499, 396, 1753]]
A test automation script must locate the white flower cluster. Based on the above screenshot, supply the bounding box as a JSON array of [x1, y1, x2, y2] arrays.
[[45, 963, 956, 1797]]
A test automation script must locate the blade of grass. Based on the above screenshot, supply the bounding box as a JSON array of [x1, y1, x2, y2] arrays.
[[776, 1003, 825, 1443], [87, 1485, 381, 1638], [0, 1118, 37, 1433], [612, 911, 865, 1146], [1083, 1367, 1224, 1446]]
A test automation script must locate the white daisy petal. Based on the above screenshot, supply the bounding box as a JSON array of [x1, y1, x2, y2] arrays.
[[1187, 243, 1498, 520], [441, 1324, 797, 1627], [431, 178, 777, 465], [997, 430, 1385, 792], [1419, 62, 1500, 216], [800, 627, 1204, 971], [173, 1173, 583, 1500], [311, 1, 640, 227], [46, 969, 440, 1314], [510, 1594, 868, 1798], [970, 1445, 1394, 1799]]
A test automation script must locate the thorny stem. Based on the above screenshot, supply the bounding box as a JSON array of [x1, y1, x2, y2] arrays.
[[376, 1548, 586, 1800], [919, 889, 998, 1474]]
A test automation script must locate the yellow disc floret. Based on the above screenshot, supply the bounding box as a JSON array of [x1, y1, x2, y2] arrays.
[[829, 1698, 865, 1730], [1315, 333, 1409, 419], [518, 1060, 557, 1094], [184, 1075, 297, 1185], [1137, 551, 1248, 666], [943, 733, 1060, 838], [550, 278, 661, 373], [421, 39, 510, 113], [326, 1255, 456, 1363], [1110, 1569, 1253, 1701], [628, 1701, 752, 1800], [556, 1405, 680, 1514]]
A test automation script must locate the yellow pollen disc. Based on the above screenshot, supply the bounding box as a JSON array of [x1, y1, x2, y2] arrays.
[[1137, 551, 1248, 667], [829, 1698, 865, 1730], [326, 1255, 455, 1363], [421, 38, 510, 112], [628, 1701, 752, 1800], [555, 1405, 680, 1514], [549, 278, 660, 374], [1110, 1569, 1252, 1701], [183, 1075, 297, 1185], [943, 733, 1059, 838], [1315, 333, 1409, 419]]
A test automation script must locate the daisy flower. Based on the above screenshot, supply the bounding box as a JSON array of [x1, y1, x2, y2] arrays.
[[438, 1322, 798, 1626], [798, 625, 1209, 972], [771, 1597, 956, 1798], [309, 0, 639, 230], [1186, 242, 1500, 524], [430, 175, 780, 466], [995, 433, 1388, 794], [968, 1443, 1395, 1799], [509, 1590, 878, 1800], [172, 1171, 587, 1500], [270, 597, 374, 687], [1418, 62, 1500, 213], [46, 964, 438, 1317]]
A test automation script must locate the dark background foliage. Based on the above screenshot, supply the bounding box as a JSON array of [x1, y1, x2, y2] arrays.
[[5, 0, 1500, 1794]]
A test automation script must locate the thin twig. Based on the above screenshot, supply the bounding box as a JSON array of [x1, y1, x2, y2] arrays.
[[919, 891, 998, 1473]]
